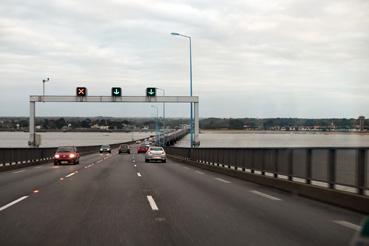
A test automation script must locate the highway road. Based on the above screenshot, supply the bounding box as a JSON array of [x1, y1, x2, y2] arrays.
[[0, 150, 365, 246]]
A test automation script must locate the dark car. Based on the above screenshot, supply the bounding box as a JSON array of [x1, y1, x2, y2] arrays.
[[137, 144, 149, 154], [118, 144, 130, 154], [100, 144, 111, 153], [54, 146, 80, 165]]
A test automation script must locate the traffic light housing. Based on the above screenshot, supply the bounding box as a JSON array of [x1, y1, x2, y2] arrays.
[[146, 87, 156, 97], [76, 87, 87, 96], [111, 87, 122, 97]]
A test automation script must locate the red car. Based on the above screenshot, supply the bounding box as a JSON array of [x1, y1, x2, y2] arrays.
[[137, 144, 149, 154], [54, 146, 80, 165]]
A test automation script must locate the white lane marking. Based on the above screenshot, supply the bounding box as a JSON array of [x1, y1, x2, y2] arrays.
[[251, 190, 281, 201], [65, 172, 76, 178], [34, 166, 42, 169], [13, 170, 25, 174], [195, 170, 204, 175], [183, 166, 190, 170], [134, 164, 137, 167], [334, 220, 361, 231], [137, 172, 142, 177], [147, 195, 159, 211], [0, 196, 29, 212], [215, 177, 231, 184]]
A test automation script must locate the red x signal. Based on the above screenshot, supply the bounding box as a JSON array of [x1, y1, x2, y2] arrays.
[[76, 87, 87, 96]]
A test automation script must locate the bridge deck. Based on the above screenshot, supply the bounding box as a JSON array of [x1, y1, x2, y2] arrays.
[[0, 150, 363, 246]]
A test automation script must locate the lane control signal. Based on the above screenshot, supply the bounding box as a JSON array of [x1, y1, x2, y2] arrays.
[[112, 87, 122, 97], [76, 87, 87, 96], [146, 87, 156, 97]]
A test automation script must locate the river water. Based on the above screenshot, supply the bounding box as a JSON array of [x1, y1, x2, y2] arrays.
[[1, 130, 369, 148], [174, 130, 369, 148]]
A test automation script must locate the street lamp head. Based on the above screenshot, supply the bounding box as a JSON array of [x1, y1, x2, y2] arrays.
[[171, 32, 180, 36]]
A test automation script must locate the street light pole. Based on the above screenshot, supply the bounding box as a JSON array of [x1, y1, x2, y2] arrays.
[[156, 87, 166, 132], [42, 78, 50, 99], [151, 105, 160, 146], [171, 32, 194, 148]]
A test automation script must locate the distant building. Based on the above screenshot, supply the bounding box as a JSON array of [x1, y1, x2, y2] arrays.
[[91, 124, 109, 130], [358, 116, 365, 131]]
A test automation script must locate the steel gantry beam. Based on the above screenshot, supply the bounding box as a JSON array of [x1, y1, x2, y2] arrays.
[[28, 95, 200, 147]]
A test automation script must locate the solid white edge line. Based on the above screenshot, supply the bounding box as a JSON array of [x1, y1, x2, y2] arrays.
[[65, 172, 75, 178], [147, 195, 159, 211], [137, 172, 142, 177], [195, 170, 204, 175], [334, 220, 361, 231], [251, 190, 281, 201], [215, 177, 231, 183], [0, 196, 29, 212]]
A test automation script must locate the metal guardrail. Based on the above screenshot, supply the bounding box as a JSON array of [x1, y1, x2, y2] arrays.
[[165, 147, 369, 196], [0, 141, 131, 169]]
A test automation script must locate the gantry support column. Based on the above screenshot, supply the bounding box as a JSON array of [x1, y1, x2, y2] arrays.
[[28, 101, 36, 147], [194, 102, 200, 147]]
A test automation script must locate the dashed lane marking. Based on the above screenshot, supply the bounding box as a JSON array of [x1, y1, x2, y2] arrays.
[[334, 220, 361, 231], [137, 172, 142, 177], [147, 195, 159, 211], [65, 172, 76, 178], [0, 196, 29, 212], [13, 170, 25, 174], [250, 190, 281, 201], [215, 177, 231, 184]]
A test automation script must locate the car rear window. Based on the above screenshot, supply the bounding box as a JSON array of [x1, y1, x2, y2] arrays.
[[56, 146, 75, 152], [101, 145, 110, 148], [150, 147, 163, 151]]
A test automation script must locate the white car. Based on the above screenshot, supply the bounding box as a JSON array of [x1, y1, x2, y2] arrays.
[[145, 146, 166, 163]]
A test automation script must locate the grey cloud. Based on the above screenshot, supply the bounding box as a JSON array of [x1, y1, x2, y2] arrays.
[[0, 0, 368, 118]]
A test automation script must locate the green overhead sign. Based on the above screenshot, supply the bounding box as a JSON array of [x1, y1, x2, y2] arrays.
[[146, 87, 156, 97]]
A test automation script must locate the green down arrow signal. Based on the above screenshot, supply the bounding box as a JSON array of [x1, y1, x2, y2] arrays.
[[146, 87, 156, 97], [112, 87, 122, 96]]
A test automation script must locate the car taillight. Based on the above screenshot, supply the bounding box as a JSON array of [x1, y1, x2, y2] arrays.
[[69, 153, 76, 158], [54, 154, 60, 158]]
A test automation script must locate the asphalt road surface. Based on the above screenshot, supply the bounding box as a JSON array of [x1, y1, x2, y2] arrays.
[[0, 150, 365, 246]]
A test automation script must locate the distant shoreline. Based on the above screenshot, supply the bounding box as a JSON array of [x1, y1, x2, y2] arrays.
[[200, 129, 369, 135]]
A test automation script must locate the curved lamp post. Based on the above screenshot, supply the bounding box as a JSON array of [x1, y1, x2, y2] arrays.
[[170, 32, 194, 147]]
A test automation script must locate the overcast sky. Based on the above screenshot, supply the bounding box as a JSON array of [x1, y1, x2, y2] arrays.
[[0, 0, 368, 118]]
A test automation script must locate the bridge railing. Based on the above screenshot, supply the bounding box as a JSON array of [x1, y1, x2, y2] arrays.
[[162, 128, 189, 146], [165, 147, 369, 196]]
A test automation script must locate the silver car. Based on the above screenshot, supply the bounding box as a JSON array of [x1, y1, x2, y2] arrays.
[[145, 146, 166, 163]]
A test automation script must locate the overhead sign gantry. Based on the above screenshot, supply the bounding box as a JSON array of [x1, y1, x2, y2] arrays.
[[28, 87, 200, 147]]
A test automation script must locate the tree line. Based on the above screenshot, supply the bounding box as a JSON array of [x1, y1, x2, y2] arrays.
[[0, 117, 367, 131]]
